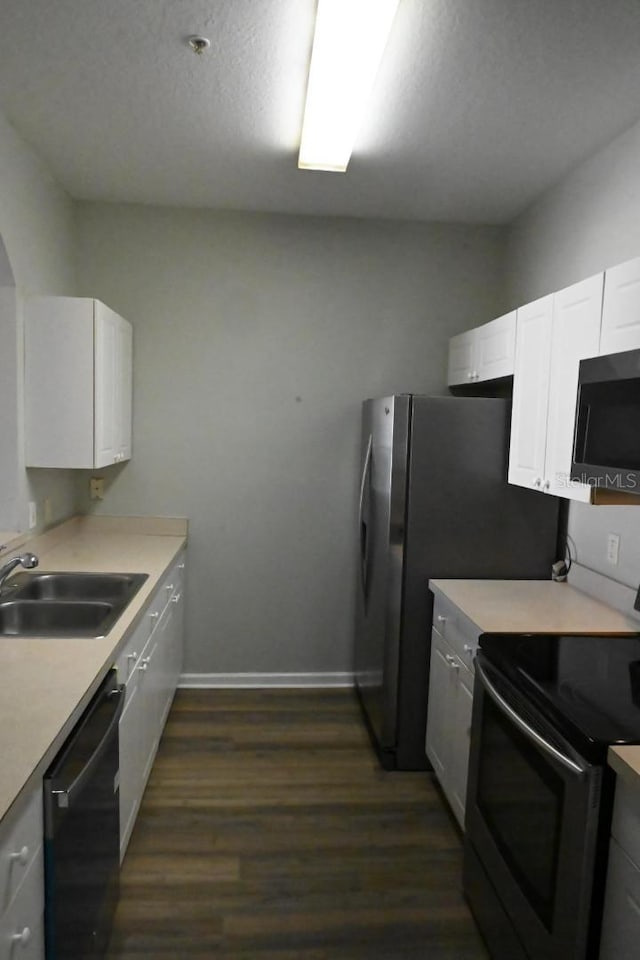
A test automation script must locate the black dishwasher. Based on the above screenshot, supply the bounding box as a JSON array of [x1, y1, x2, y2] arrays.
[[44, 668, 125, 960]]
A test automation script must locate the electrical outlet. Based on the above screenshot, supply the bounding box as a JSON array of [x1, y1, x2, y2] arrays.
[[28, 501, 37, 529], [89, 477, 105, 500], [606, 533, 620, 565]]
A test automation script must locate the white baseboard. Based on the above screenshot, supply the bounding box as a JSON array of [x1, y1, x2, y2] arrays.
[[178, 672, 354, 689]]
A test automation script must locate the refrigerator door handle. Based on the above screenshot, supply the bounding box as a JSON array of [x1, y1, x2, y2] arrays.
[[358, 434, 373, 600]]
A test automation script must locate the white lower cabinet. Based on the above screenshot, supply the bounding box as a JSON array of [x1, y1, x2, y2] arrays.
[[426, 591, 479, 830], [117, 550, 186, 861], [0, 786, 44, 960], [599, 779, 640, 960]]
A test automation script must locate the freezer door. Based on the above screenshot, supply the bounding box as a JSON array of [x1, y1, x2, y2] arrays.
[[354, 395, 409, 758]]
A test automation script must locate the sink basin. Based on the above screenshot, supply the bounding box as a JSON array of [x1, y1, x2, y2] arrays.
[[0, 571, 148, 637], [8, 572, 147, 602], [0, 600, 115, 637]]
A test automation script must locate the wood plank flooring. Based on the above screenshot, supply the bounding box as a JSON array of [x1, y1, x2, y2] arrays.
[[107, 689, 489, 959]]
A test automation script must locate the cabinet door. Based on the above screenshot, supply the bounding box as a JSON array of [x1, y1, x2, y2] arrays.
[[168, 588, 185, 693], [24, 296, 95, 468], [118, 667, 144, 861], [94, 301, 118, 468], [600, 256, 640, 356], [447, 331, 476, 386], [545, 274, 603, 501], [476, 311, 516, 381], [156, 600, 177, 731], [117, 316, 133, 461], [426, 630, 455, 788], [449, 667, 474, 830], [508, 295, 554, 491], [599, 839, 640, 960], [0, 854, 44, 960], [138, 636, 161, 789]]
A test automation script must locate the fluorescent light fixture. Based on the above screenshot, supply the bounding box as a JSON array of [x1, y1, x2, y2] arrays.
[[298, 0, 400, 172]]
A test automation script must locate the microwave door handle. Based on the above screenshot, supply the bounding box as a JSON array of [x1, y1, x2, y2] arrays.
[[358, 435, 373, 598], [476, 660, 588, 779]]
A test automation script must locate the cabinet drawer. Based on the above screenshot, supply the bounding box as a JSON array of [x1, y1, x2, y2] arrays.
[[115, 616, 149, 688], [0, 847, 44, 960], [431, 591, 479, 670], [0, 789, 42, 915]]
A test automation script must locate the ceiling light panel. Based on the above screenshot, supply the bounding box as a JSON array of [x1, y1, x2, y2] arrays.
[[298, 0, 400, 172]]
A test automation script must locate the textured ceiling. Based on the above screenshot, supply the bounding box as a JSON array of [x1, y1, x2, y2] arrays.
[[1, 0, 640, 223]]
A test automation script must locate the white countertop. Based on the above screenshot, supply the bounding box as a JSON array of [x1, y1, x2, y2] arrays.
[[0, 515, 187, 829], [429, 578, 640, 634]]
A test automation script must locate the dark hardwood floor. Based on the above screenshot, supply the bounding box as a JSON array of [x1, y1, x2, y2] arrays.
[[107, 689, 489, 959]]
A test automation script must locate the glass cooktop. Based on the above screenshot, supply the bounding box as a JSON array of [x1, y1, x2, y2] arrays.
[[479, 632, 640, 758]]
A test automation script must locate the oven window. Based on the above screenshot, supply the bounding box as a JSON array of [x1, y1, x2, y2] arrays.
[[477, 695, 564, 929]]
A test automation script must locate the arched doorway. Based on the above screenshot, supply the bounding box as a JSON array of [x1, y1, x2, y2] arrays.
[[0, 233, 20, 535]]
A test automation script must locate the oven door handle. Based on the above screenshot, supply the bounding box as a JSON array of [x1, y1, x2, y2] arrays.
[[476, 659, 589, 779]]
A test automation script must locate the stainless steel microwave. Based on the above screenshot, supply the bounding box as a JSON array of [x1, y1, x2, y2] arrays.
[[571, 348, 640, 492]]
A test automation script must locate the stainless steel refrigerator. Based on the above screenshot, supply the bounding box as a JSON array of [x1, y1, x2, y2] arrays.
[[354, 395, 559, 770]]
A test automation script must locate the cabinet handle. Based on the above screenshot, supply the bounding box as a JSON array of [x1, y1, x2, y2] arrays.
[[149, 611, 159, 620], [543, 480, 550, 491], [9, 845, 29, 866], [166, 583, 174, 592], [445, 654, 459, 671], [178, 563, 185, 570], [127, 652, 138, 661], [436, 615, 446, 624], [463, 644, 474, 654], [171, 593, 182, 604], [467, 372, 473, 380], [533, 477, 542, 488], [139, 657, 151, 671], [473, 371, 479, 380], [11, 927, 31, 946]]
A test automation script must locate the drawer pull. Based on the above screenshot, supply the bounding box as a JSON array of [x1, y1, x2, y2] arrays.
[[171, 593, 182, 604], [445, 654, 459, 671], [166, 583, 174, 592], [178, 563, 185, 570], [149, 612, 159, 621], [11, 927, 31, 947], [436, 615, 447, 624], [139, 657, 151, 672], [9, 845, 29, 866], [127, 652, 138, 661], [463, 644, 474, 654]]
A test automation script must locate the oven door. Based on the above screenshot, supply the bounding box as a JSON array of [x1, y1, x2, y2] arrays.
[[464, 655, 604, 960]]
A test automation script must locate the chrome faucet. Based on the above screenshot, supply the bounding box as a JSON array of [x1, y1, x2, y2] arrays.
[[0, 552, 39, 592]]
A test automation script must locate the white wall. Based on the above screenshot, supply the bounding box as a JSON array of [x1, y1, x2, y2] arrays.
[[74, 203, 505, 675], [506, 116, 640, 588], [0, 109, 79, 531]]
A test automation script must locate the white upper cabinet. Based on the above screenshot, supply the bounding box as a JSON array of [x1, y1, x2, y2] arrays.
[[25, 296, 133, 469], [508, 276, 603, 501], [508, 295, 554, 491], [546, 275, 603, 499], [447, 312, 516, 386], [600, 256, 640, 356]]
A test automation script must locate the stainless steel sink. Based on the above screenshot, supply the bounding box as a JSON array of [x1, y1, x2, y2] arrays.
[[0, 600, 115, 636], [0, 571, 148, 637], [8, 572, 147, 602]]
